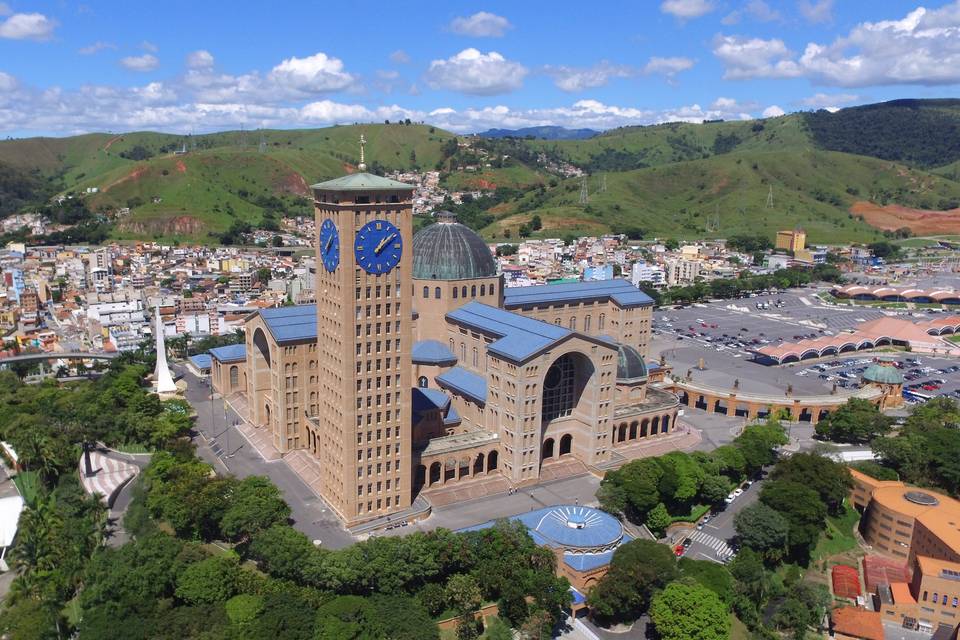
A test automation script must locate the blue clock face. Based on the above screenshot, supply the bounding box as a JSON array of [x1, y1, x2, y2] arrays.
[[355, 219, 402, 275], [319, 218, 340, 272]]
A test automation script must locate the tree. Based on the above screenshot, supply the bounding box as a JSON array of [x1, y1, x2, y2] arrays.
[[587, 539, 678, 624], [446, 574, 482, 615], [735, 422, 788, 474], [370, 595, 438, 640], [225, 593, 264, 627], [649, 580, 730, 640], [770, 453, 852, 516], [219, 476, 291, 541], [734, 503, 789, 563], [759, 481, 827, 558], [656, 452, 705, 507], [417, 583, 447, 617], [698, 474, 731, 505], [530, 214, 542, 231], [851, 461, 899, 481], [645, 502, 671, 537], [248, 524, 315, 582], [678, 557, 733, 605], [174, 554, 241, 605], [815, 398, 891, 443]]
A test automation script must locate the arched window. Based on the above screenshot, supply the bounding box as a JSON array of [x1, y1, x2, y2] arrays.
[[554, 318, 561, 325], [461, 342, 466, 361], [417, 376, 428, 388], [449, 338, 455, 354], [229, 365, 239, 387], [490, 283, 495, 296], [472, 347, 478, 367], [453, 287, 458, 299], [584, 315, 591, 332], [471, 285, 477, 297], [422, 286, 429, 298], [599, 313, 606, 330], [434, 287, 441, 299], [542, 353, 577, 422], [462, 286, 467, 298], [480, 284, 486, 296], [569, 317, 577, 331]]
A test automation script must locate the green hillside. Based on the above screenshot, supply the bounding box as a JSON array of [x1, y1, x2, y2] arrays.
[[483, 149, 960, 244]]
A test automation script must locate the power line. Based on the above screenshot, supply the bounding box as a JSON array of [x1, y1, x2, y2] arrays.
[[766, 185, 774, 209], [579, 175, 589, 205]]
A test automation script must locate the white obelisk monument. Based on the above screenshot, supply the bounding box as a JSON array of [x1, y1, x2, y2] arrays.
[[153, 304, 177, 394]]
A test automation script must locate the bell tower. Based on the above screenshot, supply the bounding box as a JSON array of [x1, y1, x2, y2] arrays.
[[309, 142, 416, 525]]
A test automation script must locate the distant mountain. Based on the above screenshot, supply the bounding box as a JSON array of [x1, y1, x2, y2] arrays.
[[476, 126, 598, 140]]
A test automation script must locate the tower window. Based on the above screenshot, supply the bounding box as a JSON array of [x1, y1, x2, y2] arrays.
[[480, 284, 486, 296], [435, 287, 441, 299], [422, 286, 429, 298], [471, 285, 477, 297]]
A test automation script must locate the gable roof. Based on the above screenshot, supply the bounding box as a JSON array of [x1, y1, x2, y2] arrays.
[[208, 344, 246, 363], [310, 172, 414, 191], [412, 339, 458, 365], [258, 305, 316, 344], [831, 607, 883, 640], [503, 279, 653, 309], [446, 301, 572, 362]]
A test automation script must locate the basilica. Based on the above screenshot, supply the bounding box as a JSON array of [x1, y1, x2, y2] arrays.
[[209, 172, 680, 526]]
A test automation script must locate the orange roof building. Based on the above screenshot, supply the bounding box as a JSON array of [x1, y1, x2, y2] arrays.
[[832, 606, 884, 640]]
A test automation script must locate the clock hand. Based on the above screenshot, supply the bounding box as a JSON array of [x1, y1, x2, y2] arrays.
[[375, 233, 396, 255], [324, 234, 334, 254]]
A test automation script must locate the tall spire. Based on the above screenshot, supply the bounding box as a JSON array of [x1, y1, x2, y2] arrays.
[[358, 133, 367, 171], [153, 304, 177, 394]]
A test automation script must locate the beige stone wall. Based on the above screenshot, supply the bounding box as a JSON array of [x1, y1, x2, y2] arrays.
[[506, 299, 652, 358], [210, 357, 246, 397], [413, 275, 503, 343]]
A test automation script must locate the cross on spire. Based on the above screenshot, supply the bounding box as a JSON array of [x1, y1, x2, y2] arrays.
[[358, 134, 367, 171]]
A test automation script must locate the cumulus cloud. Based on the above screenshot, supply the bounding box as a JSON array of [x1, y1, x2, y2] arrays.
[[425, 48, 527, 95], [120, 54, 159, 72], [712, 35, 802, 79], [762, 105, 785, 117], [544, 62, 632, 92], [0, 71, 16, 91], [798, 0, 833, 24], [799, 92, 858, 109], [717, 4, 960, 87], [660, 0, 714, 19], [186, 50, 214, 69], [0, 11, 56, 40], [389, 49, 410, 64], [642, 56, 695, 76], [78, 41, 116, 55], [448, 11, 512, 37], [267, 52, 355, 95]]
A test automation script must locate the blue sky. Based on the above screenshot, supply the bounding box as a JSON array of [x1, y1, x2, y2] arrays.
[[1, 0, 959, 136]]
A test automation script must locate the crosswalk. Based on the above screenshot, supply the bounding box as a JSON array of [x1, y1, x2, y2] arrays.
[[688, 530, 735, 562]]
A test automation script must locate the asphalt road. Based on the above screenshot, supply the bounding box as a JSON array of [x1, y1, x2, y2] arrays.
[[679, 474, 764, 565], [174, 365, 355, 549]]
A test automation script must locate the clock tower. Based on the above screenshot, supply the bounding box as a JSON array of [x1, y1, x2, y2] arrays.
[[310, 157, 416, 525]]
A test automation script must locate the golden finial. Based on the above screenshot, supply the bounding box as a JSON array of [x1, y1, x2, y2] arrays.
[[358, 134, 367, 171]]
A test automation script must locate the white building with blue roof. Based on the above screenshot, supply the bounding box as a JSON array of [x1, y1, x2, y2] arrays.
[[213, 178, 677, 526]]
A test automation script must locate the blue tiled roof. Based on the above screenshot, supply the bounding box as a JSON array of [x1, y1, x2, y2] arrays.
[[189, 354, 212, 370], [411, 339, 457, 365], [570, 588, 586, 605], [412, 387, 451, 412], [208, 344, 246, 363], [503, 279, 653, 309], [446, 302, 571, 362], [563, 546, 623, 572], [436, 366, 487, 404], [259, 305, 316, 343], [443, 404, 461, 425], [517, 505, 623, 549]]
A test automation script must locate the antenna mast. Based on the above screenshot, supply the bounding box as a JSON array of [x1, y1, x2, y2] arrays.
[[766, 185, 774, 209], [579, 175, 589, 205]]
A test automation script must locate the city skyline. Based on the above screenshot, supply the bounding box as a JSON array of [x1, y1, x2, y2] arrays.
[[0, 0, 959, 136]]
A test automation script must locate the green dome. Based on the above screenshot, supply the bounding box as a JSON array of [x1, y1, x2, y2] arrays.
[[413, 215, 497, 280], [616, 344, 648, 382], [862, 363, 904, 385]]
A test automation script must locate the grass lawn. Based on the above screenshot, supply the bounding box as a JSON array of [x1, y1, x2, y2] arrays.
[[669, 504, 711, 524], [13, 470, 40, 506], [948, 334, 960, 344], [811, 501, 861, 564]]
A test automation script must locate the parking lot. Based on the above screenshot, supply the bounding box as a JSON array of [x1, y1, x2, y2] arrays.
[[651, 288, 960, 399]]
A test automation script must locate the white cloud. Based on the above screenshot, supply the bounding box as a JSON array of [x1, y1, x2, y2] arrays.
[[425, 48, 527, 95], [0, 12, 56, 40], [78, 41, 116, 55], [712, 35, 802, 79], [660, 0, 714, 19], [762, 105, 785, 117], [120, 54, 159, 72], [544, 62, 632, 92], [642, 56, 695, 76], [185, 50, 214, 70], [799, 92, 858, 109], [798, 0, 833, 24], [267, 52, 355, 95], [0, 4, 12, 17], [448, 12, 512, 37], [0, 71, 16, 91], [723, 0, 782, 25], [140, 40, 158, 52], [389, 49, 411, 64]]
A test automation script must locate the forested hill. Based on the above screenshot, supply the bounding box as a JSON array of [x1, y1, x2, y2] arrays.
[[803, 99, 960, 169]]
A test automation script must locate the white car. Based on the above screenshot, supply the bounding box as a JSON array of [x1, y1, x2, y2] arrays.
[[725, 492, 736, 503], [733, 488, 744, 497]]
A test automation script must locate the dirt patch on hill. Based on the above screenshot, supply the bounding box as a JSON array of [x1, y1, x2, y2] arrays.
[[175, 160, 187, 173], [117, 215, 206, 236], [850, 200, 960, 235], [276, 171, 310, 196], [104, 165, 148, 192]]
